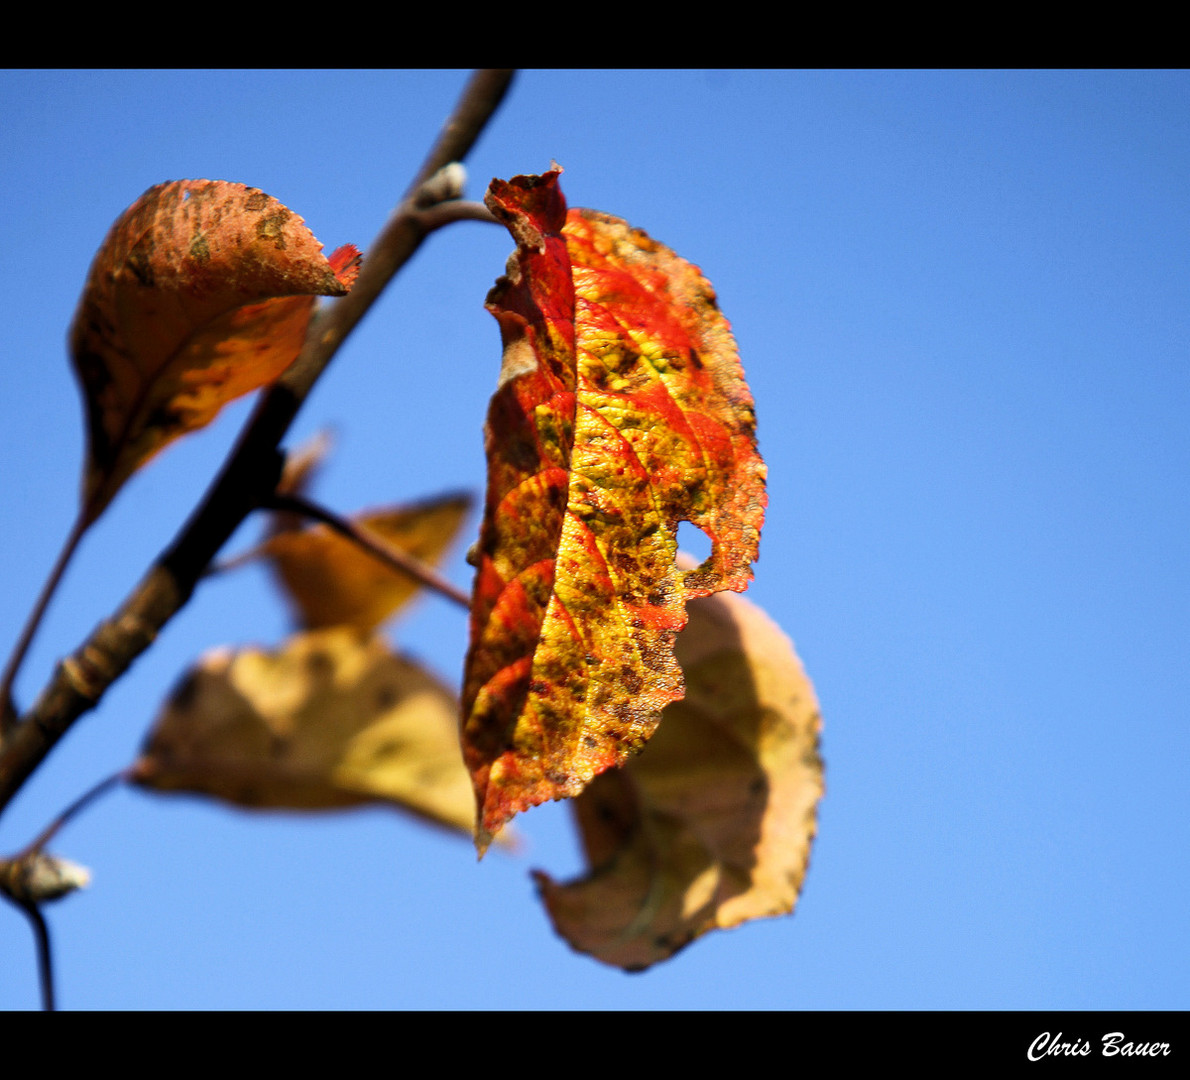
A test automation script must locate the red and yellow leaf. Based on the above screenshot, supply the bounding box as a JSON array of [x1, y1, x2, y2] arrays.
[[533, 585, 823, 970], [463, 169, 766, 853], [131, 628, 476, 835], [70, 179, 360, 524]]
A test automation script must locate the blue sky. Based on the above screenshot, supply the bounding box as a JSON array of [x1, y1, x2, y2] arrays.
[[1, 69, 1187, 1010]]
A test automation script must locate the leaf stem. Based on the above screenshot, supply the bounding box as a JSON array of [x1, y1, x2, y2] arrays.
[[0, 510, 88, 738], [15, 769, 127, 861], [264, 493, 471, 610]]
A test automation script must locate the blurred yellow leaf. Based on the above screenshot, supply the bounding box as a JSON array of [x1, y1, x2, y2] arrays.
[[131, 628, 475, 835], [533, 585, 823, 970], [260, 493, 472, 633]]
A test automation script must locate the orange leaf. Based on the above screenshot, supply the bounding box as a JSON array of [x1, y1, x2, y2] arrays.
[[261, 493, 472, 633], [70, 180, 360, 524], [533, 586, 823, 970], [463, 169, 767, 853], [131, 628, 476, 834]]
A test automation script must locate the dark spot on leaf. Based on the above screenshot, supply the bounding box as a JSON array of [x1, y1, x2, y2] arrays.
[[126, 249, 154, 287], [244, 191, 270, 212], [144, 403, 183, 438], [304, 649, 335, 680], [367, 738, 407, 761], [255, 210, 291, 248], [188, 233, 210, 263], [268, 732, 290, 759]]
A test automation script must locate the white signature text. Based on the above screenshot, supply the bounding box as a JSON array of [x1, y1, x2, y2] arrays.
[[1028, 1031, 1171, 1060]]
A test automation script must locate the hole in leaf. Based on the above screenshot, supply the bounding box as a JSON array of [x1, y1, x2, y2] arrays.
[[676, 520, 713, 565]]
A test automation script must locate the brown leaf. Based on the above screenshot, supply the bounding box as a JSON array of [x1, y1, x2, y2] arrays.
[[260, 493, 472, 633], [131, 628, 475, 835], [463, 168, 767, 852], [532, 586, 823, 971], [70, 180, 360, 524]]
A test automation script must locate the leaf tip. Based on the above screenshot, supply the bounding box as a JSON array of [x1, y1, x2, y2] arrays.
[[328, 243, 362, 291], [483, 166, 567, 251]]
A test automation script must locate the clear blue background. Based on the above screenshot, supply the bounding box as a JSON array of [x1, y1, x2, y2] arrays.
[[1, 69, 1186, 1010]]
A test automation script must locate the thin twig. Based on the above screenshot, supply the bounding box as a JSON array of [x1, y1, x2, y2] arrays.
[[16, 769, 127, 861], [0, 868, 64, 1010], [21, 902, 55, 1011], [264, 492, 471, 610], [412, 199, 500, 231], [0, 510, 88, 735], [0, 69, 515, 817], [0, 769, 120, 1011]]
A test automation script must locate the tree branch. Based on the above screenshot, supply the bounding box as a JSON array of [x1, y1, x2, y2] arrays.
[[0, 69, 514, 817]]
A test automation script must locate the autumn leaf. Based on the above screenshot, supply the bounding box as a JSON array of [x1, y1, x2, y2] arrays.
[[131, 628, 475, 835], [261, 493, 472, 633], [463, 168, 767, 853], [70, 179, 360, 524], [533, 585, 823, 971]]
